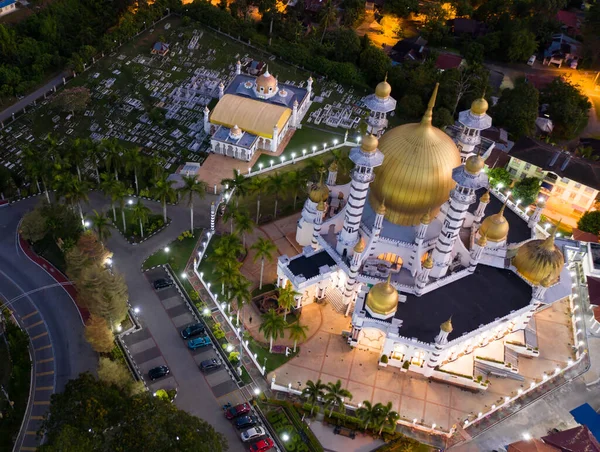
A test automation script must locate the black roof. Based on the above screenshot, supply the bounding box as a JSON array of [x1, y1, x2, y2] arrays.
[[288, 251, 336, 280], [510, 137, 600, 191], [394, 265, 532, 343]]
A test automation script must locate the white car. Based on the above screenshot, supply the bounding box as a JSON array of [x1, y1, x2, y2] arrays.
[[241, 426, 265, 442], [527, 55, 536, 66]]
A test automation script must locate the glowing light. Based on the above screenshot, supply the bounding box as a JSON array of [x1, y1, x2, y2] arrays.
[[333, 139, 338, 145], [282, 433, 290, 442], [203, 308, 210, 315], [128, 199, 133, 205], [504, 396, 510, 402], [432, 423, 436, 429], [226, 344, 234, 352], [134, 307, 140, 314], [254, 388, 261, 395], [259, 163, 263, 169], [84, 221, 91, 227], [291, 152, 296, 158], [302, 149, 307, 155], [116, 325, 122, 332], [105, 257, 113, 266], [312, 146, 317, 152], [412, 418, 417, 424], [181, 272, 187, 279], [518, 389, 523, 395], [164, 247, 170, 253], [523, 433, 532, 441], [497, 183, 504, 189], [280, 156, 285, 162], [543, 374, 548, 380]]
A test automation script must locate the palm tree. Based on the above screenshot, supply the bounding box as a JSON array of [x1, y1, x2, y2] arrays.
[[576, 146, 598, 161], [22, 146, 52, 203], [110, 181, 128, 233], [221, 169, 249, 208], [230, 278, 252, 325], [330, 147, 353, 176], [67, 137, 89, 181], [277, 281, 300, 321], [213, 256, 242, 296], [286, 170, 308, 210], [287, 321, 308, 352], [131, 199, 151, 238], [376, 402, 399, 435], [234, 211, 254, 248], [357, 401, 380, 431], [152, 173, 177, 223], [267, 172, 287, 219], [319, 0, 337, 43], [178, 175, 207, 232], [259, 308, 287, 353], [103, 138, 123, 180], [302, 157, 326, 180], [302, 379, 326, 415], [324, 380, 352, 417], [53, 173, 89, 224], [86, 139, 102, 181], [249, 177, 268, 223], [251, 237, 277, 290], [91, 210, 112, 243], [211, 234, 244, 264], [124, 147, 143, 193], [99, 172, 119, 221], [223, 208, 236, 235]]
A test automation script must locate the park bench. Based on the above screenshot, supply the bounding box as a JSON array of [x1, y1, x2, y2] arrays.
[[333, 425, 356, 439]]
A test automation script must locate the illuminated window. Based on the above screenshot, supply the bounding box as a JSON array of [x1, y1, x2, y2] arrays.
[[377, 253, 403, 265]]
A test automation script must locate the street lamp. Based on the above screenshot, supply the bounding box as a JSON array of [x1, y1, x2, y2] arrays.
[[165, 247, 170, 253], [134, 307, 140, 314], [226, 344, 234, 352], [84, 221, 91, 228], [253, 388, 261, 395], [282, 433, 290, 442], [523, 432, 532, 441], [128, 199, 133, 205], [181, 272, 187, 279], [203, 308, 210, 316]]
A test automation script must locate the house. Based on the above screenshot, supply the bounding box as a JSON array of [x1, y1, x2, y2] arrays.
[[481, 126, 514, 153], [390, 36, 428, 63], [449, 18, 487, 37], [542, 34, 580, 69], [435, 53, 465, 71], [542, 425, 600, 451], [0, 0, 17, 17], [507, 137, 600, 214], [166, 162, 201, 189], [556, 10, 581, 35], [247, 60, 265, 76], [151, 42, 170, 56]]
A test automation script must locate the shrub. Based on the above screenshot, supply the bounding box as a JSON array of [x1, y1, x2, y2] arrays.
[[380, 355, 388, 363], [157, 219, 164, 227], [402, 360, 410, 369], [212, 322, 226, 340], [229, 351, 240, 364]]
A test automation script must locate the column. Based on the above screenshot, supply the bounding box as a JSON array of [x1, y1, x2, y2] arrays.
[[218, 82, 224, 99], [236, 60, 242, 75], [327, 162, 338, 185], [204, 106, 210, 134], [528, 200, 545, 229], [468, 233, 487, 273], [292, 99, 299, 127], [473, 191, 490, 226], [271, 125, 278, 152], [307, 76, 313, 96], [415, 256, 433, 295], [343, 240, 364, 308], [311, 202, 325, 250]]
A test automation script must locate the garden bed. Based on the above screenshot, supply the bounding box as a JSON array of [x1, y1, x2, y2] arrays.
[[114, 208, 169, 244], [262, 401, 324, 452]]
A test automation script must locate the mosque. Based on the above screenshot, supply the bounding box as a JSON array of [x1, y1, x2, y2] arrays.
[[203, 60, 312, 161], [276, 80, 577, 386]]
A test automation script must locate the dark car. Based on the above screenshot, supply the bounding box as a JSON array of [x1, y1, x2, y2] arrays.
[[153, 278, 173, 290], [225, 402, 251, 420], [249, 438, 274, 452], [200, 358, 222, 373], [180, 322, 205, 339], [234, 415, 258, 430], [148, 365, 170, 381]]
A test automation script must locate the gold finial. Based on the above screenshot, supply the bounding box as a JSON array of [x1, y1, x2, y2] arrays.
[[354, 236, 365, 253], [440, 316, 453, 333], [542, 219, 561, 250], [361, 133, 379, 152], [477, 231, 488, 247], [377, 199, 386, 215], [420, 83, 439, 126], [420, 209, 432, 225], [480, 190, 490, 203], [384, 72, 388, 82], [386, 273, 392, 285]]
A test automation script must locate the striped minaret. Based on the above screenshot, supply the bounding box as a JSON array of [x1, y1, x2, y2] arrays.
[[336, 134, 384, 258], [424, 317, 453, 376], [430, 154, 489, 278], [311, 201, 325, 250], [343, 237, 366, 309]]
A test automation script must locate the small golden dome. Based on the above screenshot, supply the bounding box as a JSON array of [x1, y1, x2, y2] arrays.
[[476, 231, 488, 247], [354, 237, 365, 253], [361, 134, 379, 153], [365, 274, 398, 316], [479, 204, 509, 242], [376, 200, 386, 215], [471, 97, 489, 116], [440, 317, 453, 333], [375, 74, 392, 99], [230, 124, 242, 138], [465, 154, 485, 175], [512, 232, 564, 286], [329, 161, 338, 172], [480, 190, 490, 203], [309, 176, 329, 203], [420, 210, 432, 225], [423, 254, 433, 269], [256, 68, 278, 93], [317, 200, 325, 211], [369, 84, 461, 226], [337, 191, 344, 199]]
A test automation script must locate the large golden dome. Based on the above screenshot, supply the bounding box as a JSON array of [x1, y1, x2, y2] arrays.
[[375, 75, 392, 99], [369, 84, 461, 226], [479, 204, 509, 242], [512, 232, 564, 286], [365, 275, 398, 316]]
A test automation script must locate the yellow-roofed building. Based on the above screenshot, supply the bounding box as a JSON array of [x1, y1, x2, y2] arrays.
[[204, 64, 313, 161]]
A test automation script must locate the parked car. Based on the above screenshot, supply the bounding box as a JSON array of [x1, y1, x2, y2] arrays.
[[153, 278, 173, 290], [187, 336, 211, 350], [180, 322, 205, 339], [527, 55, 536, 66], [249, 438, 275, 452], [225, 403, 251, 420], [234, 415, 258, 430], [148, 365, 170, 381], [200, 358, 222, 373], [241, 426, 266, 442]]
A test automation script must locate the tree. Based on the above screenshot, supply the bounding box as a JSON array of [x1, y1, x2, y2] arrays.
[[78, 266, 129, 327], [123, 147, 143, 194], [357, 400, 379, 431], [221, 169, 249, 208], [91, 210, 112, 243], [249, 177, 268, 223], [302, 379, 326, 415], [576, 146, 598, 161], [326, 28, 361, 62], [582, 2, 600, 67], [512, 177, 541, 207], [493, 78, 539, 139], [234, 211, 254, 248], [251, 237, 277, 290], [267, 172, 287, 219], [384, 0, 418, 18], [52, 87, 91, 115], [287, 321, 308, 352], [102, 138, 124, 181], [398, 94, 425, 120], [97, 357, 132, 391], [152, 173, 176, 223], [131, 199, 151, 238], [84, 314, 114, 353], [110, 180, 128, 233], [285, 170, 308, 210], [53, 173, 90, 224], [376, 401, 398, 434], [259, 308, 287, 352], [324, 380, 352, 416], [214, 257, 242, 297], [578, 211, 600, 235], [487, 167, 512, 188], [223, 207, 237, 235], [506, 28, 538, 63], [100, 172, 119, 222], [541, 77, 591, 140], [38, 373, 227, 451], [433, 107, 454, 128], [179, 175, 207, 232], [319, 0, 337, 44], [230, 278, 252, 325], [359, 45, 391, 86], [277, 281, 300, 321], [20, 207, 48, 242]]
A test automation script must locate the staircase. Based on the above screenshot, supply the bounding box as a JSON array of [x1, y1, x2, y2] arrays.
[[474, 358, 524, 381], [504, 345, 519, 369], [326, 288, 350, 315], [525, 316, 538, 350]]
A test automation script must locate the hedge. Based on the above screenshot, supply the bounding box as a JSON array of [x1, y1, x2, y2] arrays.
[[263, 400, 323, 452]]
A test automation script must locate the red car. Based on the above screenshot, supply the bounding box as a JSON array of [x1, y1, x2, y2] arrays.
[[225, 403, 251, 420], [249, 438, 274, 452]]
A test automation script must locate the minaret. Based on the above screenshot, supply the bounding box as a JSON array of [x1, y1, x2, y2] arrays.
[[415, 254, 433, 295], [342, 237, 366, 310], [327, 161, 338, 185], [363, 75, 397, 137], [468, 232, 487, 272], [424, 317, 453, 376], [372, 200, 386, 242], [271, 125, 278, 152], [411, 211, 432, 276], [203, 106, 211, 134], [528, 198, 545, 230], [218, 81, 225, 99], [311, 201, 325, 250], [473, 190, 490, 226], [455, 94, 493, 162], [236, 60, 242, 75], [430, 154, 489, 278], [336, 134, 384, 258], [292, 99, 299, 127], [307, 76, 313, 95]]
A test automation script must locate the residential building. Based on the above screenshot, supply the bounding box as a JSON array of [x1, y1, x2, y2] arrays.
[[0, 0, 16, 17]]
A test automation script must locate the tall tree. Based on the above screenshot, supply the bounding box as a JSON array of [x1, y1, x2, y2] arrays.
[[302, 379, 327, 415], [287, 321, 308, 352], [230, 278, 252, 325], [234, 211, 254, 249], [100, 172, 119, 222], [91, 210, 112, 243], [179, 175, 207, 233], [84, 314, 114, 352], [221, 169, 249, 208], [285, 171, 308, 210], [131, 199, 151, 238], [324, 380, 352, 416], [123, 147, 143, 194], [319, 0, 337, 44], [357, 400, 380, 431], [259, 308, 287, 352], [103, 138, 124, 181], [540, 77, 591, 140], [277, 280, 300, 321], [267, 172, 287, 219], [376, 401, 399, 435], [249, 177, 268, 223], [493, 77, 539, 139], [152, 173, 176, 223], [250, 237, 277, 290]]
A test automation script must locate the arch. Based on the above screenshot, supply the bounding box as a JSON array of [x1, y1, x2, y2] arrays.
[[377, 252, 403, 266]]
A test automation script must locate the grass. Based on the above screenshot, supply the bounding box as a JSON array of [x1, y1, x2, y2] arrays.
[[143, 227, 202, 273], [114, 207, 166, 242], [240, 366, 252, 385], [247, 336, 298, 374]]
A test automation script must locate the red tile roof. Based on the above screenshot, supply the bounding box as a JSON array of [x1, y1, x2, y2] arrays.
[[508, 438, 560, 452], [572, 228, 599, 243], [556, 10, 579, 31], [542, 425, 600, 452], [435, 53, 464, 70]]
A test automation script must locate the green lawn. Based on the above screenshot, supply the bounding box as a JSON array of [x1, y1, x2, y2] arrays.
[[247, 336, 298, 374], [142, 228, 203, 273], [114, 207, 166, 242]]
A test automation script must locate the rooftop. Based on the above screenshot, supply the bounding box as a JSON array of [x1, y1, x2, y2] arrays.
[[225, 74, 308, 108], [0, 0, 16, 7], [394, 265, 532, 343], [288, 251, 337, 280], [435, 53, 464, 70], [212, 125, 258, 149], [542, 425, 600, 452]]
